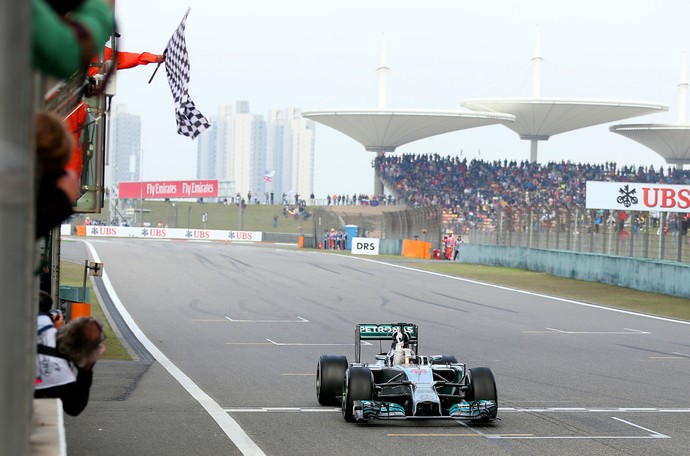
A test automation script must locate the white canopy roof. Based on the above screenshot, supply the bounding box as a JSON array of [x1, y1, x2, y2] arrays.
[[610, 124, 690, 165], [301, 108, 515, 152], [461, 98, 668, 140]]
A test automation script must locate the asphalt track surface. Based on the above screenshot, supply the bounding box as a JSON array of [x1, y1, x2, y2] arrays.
[[61, 238, 690, 456]]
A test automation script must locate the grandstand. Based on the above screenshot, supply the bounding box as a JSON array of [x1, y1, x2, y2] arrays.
[[377, 154, 690, 233]]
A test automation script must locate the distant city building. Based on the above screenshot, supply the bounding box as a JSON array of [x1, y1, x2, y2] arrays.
[[267, 107, 315, 203], [198, 102, 315, 203], [108, 104, 142, 190], [109, 102, 315, 204], [197, 102, 266, 200]]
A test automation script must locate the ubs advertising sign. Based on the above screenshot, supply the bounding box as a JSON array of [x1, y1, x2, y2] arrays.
[[351, 237, 380, 255], [586, 181, 690, 213], [119, 180, 218, 199]]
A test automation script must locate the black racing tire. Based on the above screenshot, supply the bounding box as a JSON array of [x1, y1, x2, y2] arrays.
[[432, 355, 458, 365], [342, 366, 374, 422], [467, 367, 497, 402], [467, 367, 497, 422], [316, 355, 348, 406]]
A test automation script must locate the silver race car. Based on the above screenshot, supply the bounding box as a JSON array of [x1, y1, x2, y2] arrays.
[[316, 323, 498, 423]]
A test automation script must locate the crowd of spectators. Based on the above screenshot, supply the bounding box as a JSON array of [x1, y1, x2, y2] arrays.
[[377, 153, 690, 232], [324, 193, 397, 206]]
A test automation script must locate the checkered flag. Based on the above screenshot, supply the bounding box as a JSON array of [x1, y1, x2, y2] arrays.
[[164, 9, 210, 139]]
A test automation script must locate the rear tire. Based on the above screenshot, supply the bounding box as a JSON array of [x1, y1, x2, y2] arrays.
[[342, 367, 374, 422], [316, 355, 348, 406]]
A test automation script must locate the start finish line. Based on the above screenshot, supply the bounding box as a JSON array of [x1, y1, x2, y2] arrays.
[[72, 225, 262, 242]]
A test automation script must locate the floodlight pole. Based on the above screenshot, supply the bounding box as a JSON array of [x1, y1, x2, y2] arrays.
[[528, 25, 544, 163], [377, 33, 389, 109], [678, 51, 687, 124], [531, 24, 542, 98], [374, 34, 390, 195], [678, 52, 688, 170]]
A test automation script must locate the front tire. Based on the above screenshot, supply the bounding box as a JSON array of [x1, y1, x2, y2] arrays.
[[316, 355, 348, 406], [342, 367, 374, 422], [467, 367, 497, 422]]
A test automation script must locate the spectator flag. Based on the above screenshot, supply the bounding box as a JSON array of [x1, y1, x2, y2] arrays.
[[164, 8, 210, 139], [263, 170, 275, 183]]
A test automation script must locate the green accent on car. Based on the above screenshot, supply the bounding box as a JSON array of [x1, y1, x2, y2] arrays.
[[449, 400, 498, 420], [358, 324, 417, 340]]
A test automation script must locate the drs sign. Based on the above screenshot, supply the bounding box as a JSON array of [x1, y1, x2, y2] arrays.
[[351, 237, 380, 255]]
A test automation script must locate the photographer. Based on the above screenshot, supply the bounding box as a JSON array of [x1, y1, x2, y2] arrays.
[[35, 305, 105, 416]]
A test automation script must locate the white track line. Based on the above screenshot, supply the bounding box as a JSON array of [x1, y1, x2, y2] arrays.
[[348, 256, 690, 326], [84, 241, 266, 456], [612, 417, 670, 438], [544, 327, 650, 335], [265, 339, 372, 346], [225, 316, 309, 323], [225, 406, 690, 414]]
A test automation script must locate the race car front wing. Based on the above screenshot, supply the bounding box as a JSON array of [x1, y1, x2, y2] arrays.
[[352, 400, 497, 422]]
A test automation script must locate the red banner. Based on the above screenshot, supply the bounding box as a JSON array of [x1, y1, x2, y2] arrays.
[[118, 180, 219, 199]]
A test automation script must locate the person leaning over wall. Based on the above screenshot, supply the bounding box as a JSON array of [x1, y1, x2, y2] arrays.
[[34, 110, 79, 238], [32, 0, 114, 236], [32, 0, 115, 80]]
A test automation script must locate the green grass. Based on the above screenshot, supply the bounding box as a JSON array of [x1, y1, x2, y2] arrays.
[[82, 200, 316, 233], [59, 260, 131, 361], [408, 262, 690, 321]]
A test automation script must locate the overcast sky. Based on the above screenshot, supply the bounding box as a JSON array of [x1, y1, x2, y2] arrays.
[[112, 1, 690, 196]]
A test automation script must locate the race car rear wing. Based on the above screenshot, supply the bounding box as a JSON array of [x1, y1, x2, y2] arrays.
[[355, 323, 419, 363]]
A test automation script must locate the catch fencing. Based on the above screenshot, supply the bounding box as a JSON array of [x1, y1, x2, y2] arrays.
[[447, 204, 690, 264], [312, 203, 690, 264]]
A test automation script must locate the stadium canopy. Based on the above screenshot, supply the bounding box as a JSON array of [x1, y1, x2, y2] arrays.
[[302, 108, 515, 195], [610, 55, 690, 167], [460, 28, 668, 163], [301, 108, 515, 153], [461, 97, 668, 162], [609, 125, 690, 166], [302, 37, 515, 195]]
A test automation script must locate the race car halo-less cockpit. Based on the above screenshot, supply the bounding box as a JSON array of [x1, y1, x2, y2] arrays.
[[316, 323, 498, 423]]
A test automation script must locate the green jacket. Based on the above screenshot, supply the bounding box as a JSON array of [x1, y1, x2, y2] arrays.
[[32, 0, 114, 79]]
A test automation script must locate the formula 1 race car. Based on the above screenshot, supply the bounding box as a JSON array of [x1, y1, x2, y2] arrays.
[[316, 323, 498, 423]]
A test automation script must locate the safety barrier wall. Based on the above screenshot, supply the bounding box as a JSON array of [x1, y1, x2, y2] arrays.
[[74, 225, 262, 242], [459, 243, 690, 299], [401, 239, 432, 259], [380, 239, 403, 255]]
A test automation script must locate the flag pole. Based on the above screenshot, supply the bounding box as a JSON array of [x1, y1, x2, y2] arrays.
[[148, 60, 163, 84]]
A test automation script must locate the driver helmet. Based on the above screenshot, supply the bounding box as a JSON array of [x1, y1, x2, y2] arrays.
[[393, 327, 409, 347]]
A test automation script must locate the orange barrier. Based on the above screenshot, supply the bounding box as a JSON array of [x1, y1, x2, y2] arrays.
[[76, 225, 86, 236], [401, 240, 432, 259], [69, 302, 91, 320], [423, 242, 432, 259], [298, 235, 304, 248]]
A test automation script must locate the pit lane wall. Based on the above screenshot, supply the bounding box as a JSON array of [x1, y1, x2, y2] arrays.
[[73, 225, 262, 242]]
